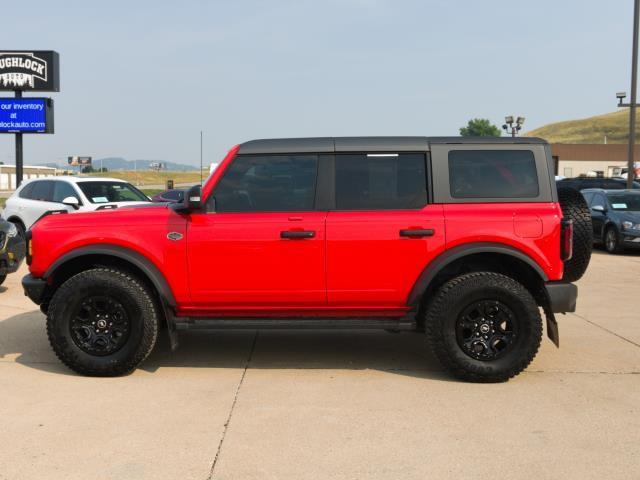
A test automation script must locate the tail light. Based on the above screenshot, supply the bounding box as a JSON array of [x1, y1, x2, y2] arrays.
[[25, 230, 32, 265], [560, 218, 573, 261]]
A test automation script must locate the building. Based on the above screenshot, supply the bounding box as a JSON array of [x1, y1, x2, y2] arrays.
[[551, 144, 640, 178], [0, 164, 57, 190]]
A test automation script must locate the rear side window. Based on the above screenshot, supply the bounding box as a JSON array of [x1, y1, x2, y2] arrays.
[[18, 182, 36, 199], [449, 150, 539, 199], [335, 154, 427, 210], [213, 154, 318, 212], [30, 180, 54, 202]]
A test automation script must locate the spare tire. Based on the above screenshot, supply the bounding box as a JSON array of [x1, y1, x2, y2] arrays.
[[557, 187, 592, 282]]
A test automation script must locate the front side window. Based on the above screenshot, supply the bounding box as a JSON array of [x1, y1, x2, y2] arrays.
[[213, 155, 318, 213], [335, 153, 427, 210], [77, 181, 149, 203], [449, 150, 539, 199], [52, 181, 80, 203], [581, 191, 594, 205]]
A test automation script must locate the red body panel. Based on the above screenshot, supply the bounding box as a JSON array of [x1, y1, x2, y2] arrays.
[[325, 207, 446, 306], [29, 206, 191, 303], [186, 212, 327, 310], [443, 203, 565, 281]]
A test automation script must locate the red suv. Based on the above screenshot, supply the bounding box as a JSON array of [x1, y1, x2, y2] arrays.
[[22, 137, 592, 382]]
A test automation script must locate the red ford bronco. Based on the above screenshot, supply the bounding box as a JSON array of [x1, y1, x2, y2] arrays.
[[22, 137, 592, 382]]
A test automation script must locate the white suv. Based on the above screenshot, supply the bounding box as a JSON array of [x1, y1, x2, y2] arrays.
[[2, 177, 151, 232]]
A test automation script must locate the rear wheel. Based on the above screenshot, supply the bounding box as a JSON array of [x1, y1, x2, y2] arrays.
[[557, 187, 592, 282], [47, 267, 159, 376], [604, 226, 623, 254], [424, 272, 542, 383], [0, 274, 6, 286]]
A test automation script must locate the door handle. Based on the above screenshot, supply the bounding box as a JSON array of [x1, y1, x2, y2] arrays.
[[399, 228, 435, 238], [281, 230, 316, 239]]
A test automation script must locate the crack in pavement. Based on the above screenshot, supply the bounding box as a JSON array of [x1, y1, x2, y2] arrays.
[[207, 331, 258, 480], [570, 312, 640, 349]]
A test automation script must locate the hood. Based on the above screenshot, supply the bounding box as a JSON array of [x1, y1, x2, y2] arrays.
[[33, 203, 173, 230], [619, 211, 640, 223]]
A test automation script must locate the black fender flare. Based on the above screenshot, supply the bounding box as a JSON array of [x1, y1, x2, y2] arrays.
[[406, 242, 549, 306], [45, 244, 177, 308], [45, 244, 180, 349]]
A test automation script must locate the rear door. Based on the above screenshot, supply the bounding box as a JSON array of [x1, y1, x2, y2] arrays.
[[188, 153, 327, 309], [325, 152, 445, 308], [20, 180, 59, 228]]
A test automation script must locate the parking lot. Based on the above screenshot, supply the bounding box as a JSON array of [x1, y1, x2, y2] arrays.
[[0, 250, 638, 480]]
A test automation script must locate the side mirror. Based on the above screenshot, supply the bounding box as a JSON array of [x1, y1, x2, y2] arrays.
[[62, 196, 80, 210], [592, 205, 606, 213], [176, 185, 201, 212]]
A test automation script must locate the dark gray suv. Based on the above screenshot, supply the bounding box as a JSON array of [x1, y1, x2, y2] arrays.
[[582, 189, 640, 253]]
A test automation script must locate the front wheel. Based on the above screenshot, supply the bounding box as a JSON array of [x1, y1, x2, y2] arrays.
[[424, 272, 542, 383], [604, 227, 623, 254], [47, 267, 159, 376], [0, 273, 6, 286]]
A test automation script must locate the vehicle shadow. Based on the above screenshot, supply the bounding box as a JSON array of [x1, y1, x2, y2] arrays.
[[0, 310, 453, 382]]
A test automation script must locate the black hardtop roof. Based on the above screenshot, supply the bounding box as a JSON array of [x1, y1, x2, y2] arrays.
[[238, 136, 548, 154]]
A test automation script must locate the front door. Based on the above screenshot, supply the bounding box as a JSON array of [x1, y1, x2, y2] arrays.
[[325, 153, 446, 308], [187, 153, 326, 310]]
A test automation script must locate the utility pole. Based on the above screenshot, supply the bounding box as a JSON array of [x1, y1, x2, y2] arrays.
[[628, 0, 639, 188], [200, 131, 203, 186], [15, 90, 23, 187]]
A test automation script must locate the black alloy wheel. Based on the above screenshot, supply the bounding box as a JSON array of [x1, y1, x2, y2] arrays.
[[455, 300, 517, 361], [70, 295, 132, 356]]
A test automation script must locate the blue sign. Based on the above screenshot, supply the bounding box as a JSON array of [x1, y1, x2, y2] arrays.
[[0, 97, 53, 133]]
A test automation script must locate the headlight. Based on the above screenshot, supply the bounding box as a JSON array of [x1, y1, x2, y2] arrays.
[[622, 221, 640, 230], [6, 222, 18, 237]]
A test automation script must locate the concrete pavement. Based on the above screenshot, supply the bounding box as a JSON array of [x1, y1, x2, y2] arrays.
[[0, 251, 638, 479]]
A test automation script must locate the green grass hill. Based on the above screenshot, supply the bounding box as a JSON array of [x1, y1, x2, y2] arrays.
[[525, 109, 640, 144]]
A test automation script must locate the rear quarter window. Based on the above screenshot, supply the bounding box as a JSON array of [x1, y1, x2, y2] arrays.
[[448, 150, 539, 199]]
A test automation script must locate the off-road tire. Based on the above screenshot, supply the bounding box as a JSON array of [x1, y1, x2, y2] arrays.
[[47, 267, 159, 376], [0, 273, 6, 286], [424, 272, 542, 383], [604, 226, 623, 254], [557, 187, 592, 282]]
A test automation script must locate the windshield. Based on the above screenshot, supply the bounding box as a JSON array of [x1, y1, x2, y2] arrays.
[[607, 193, 640, 211], [77, 181, 150, 204]]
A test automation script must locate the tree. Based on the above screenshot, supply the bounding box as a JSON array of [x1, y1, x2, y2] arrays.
[[459, 118, 501, 137]]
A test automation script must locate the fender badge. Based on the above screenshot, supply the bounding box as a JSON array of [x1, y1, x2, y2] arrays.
[[167, 232, 183, 241]]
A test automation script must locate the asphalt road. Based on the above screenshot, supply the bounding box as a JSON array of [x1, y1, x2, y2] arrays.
[[0, 251, 639, 479]]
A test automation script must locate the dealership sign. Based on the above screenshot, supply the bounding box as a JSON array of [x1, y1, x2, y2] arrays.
[[0, 98, 54, 133], [0, 51, 60, 91]]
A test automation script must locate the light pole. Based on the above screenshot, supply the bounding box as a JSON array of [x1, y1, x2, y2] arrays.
[[502, 116, 525, 137], [616, 0, 640, 188]]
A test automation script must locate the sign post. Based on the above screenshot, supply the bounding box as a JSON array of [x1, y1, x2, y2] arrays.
[[0, 50, 60, 187]]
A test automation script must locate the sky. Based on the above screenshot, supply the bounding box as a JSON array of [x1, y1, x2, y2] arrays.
[[0, 0, 634, 167]]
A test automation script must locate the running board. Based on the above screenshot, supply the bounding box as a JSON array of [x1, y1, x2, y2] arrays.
[[174, 317, 417, 331]]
